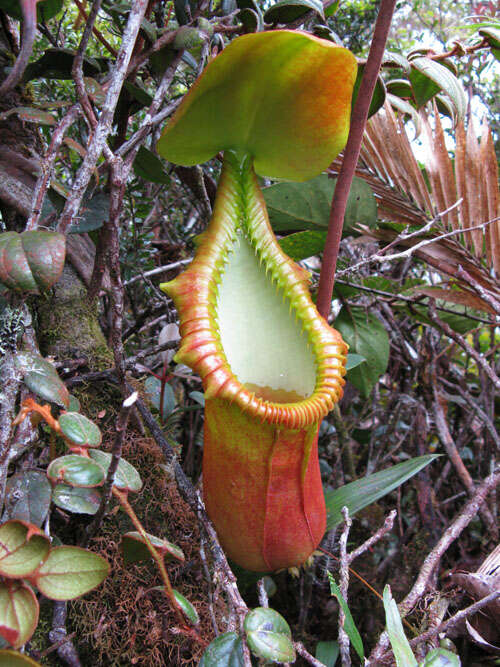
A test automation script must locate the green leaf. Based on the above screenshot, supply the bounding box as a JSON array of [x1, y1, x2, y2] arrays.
[[144, 376, 176, 418], [3, 471, 52, 527], [0, 581, 39, 650], [316, 640, 339, 666], [121, 531, 185, 565], [189, 391, 205, 406], [68, 192, 110, 234], [386, 79, 413, 98], [264, 174, 376, 233], [68, 395, 81, 412], [58, 412, 102, 448], [23, 48, 100, 82], [88, 450, 142, 493], [264, 0, 324, 24], [9, 107, 57, 125], [0, 650, 41, 666], [383, 51, 410, 72], [328, 576, 364, 661], [395, 303, 479, 335], [173, 590, 199, 625], [15, 351, 69, 408], [0, 520, 50, 578], [133, 146, 171, 184], [387, 94, 421, 135], [478, 26, 500, 49], [0, 0, 63, 20], [324, 455, 439, 530], [345, 353, 366, 371], [33, 546, 109, 600], [46, 455, 106, 488], [52, 484, 102, 515], [335, 307, 389, 397], [420, 648, 461, 666], [244, 607, 295, 663], [199, 632, 245, 667], [352, 65, 386, 118], [123, 82, 154, 108], [383, 585, 417, 667], [409, 58, 466, 119], [279, 230, 327, 260]]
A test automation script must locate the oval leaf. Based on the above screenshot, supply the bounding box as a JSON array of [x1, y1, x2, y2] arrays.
[[14, 351, 69, 408], [264, 0, 324, 24], [88, 450, 142, 492], [335, 306, 389, 397], [173, 589, 199, 625], [47, 455, 105, 488], [244, 607, 295, 663], [0, 521, 50, 578], [199, 632, 245, 667], [33, 546, 109, 600], [3, 471, 52, 527], [409, 58, 466, 119], [52, 484, 102, 515], [0, 581, 39, 650], [122, 531, 185, 565], [421, 648, 461, 666], [58, 412, 102, 448]]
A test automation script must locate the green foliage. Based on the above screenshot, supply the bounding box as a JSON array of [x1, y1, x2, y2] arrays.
[[199, 632, 246, 666], [324, 455, 439, 529], [328, 575, 364, 661], [244, 607, 296, 663]]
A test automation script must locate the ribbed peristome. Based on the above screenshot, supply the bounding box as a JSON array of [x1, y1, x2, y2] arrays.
[[163, 150, 347, 429]]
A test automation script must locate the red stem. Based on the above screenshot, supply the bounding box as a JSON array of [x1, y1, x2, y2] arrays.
[[316, 0, 397, 318]]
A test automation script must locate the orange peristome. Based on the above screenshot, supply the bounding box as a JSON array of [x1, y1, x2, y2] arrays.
[[157, 30, 357, 181]]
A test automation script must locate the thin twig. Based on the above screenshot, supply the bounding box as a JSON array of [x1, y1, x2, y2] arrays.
[[338, 507, 352, 667], [57, 0, 149, 234], [294, 642, 327, 667], [257, 578, 269, 608], [456, 265, 500, 315], [427, 301, 500, 392], [0, 0, 36, 94], [72, 0, 103, 129], [25, 105, 81, 231], [49, 601, 82, 667], [86, 392, 138, 541], [348, 510, 396, 564], [369, 468, 500, 662]]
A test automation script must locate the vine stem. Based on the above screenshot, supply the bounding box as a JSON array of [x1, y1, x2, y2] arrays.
[[111, 486, 187, 627], [316, 0, 397, 318]]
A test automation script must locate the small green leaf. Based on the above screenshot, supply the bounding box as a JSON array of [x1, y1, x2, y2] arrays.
[[121, 531, 185, 565], [386, 79, 413, 98], [199, 632, 245, 667], [315, 640, 339, 667], [325, 455, 439, 530], [352, 65, 386, 118], [0, 520, 50, 578], [67, 395, 81, 412], [133, 146, 171, 184], [0, 581, 39, 650], [420, 648, 461, 666], [88, 450, 142, 493], [189, 391, 205, 406], [52, 484, 102, 515], [478, 26, 500, 49], [0, 649, 41, 665], [383, 585, 417, 667], [409, 58, 466, 119], [383, 51, 410, 72], [68, 192, 110, 234], [47, 455, 105, 488], [11, 107, 56, 125], [144, 376, 176, 418], [328, 576, 364, 661], [264, 0, 324, 24], [58, 412, 102, 448], [3, 471, 52, 527], [335, 306, 389, 397], [33, 546, 109, 600], [15, 351, 69, 408], [264, 174, 376, 233], [279, 230, 327, 261], [173, 590, 199, 625], [345, 353, 366, 371], [244, 607, 295, 663]]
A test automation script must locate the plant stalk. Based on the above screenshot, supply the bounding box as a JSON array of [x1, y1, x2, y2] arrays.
[[316, 0, 397, 318]]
